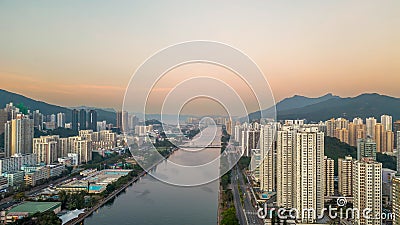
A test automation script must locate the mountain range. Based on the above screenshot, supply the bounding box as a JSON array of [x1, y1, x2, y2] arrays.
[[249, 93, 400, 122], [1, 89, 400, 124], [0, 89, 116, 124]]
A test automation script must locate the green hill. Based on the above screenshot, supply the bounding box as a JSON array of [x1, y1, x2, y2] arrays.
[[325, 136, 396, 175], [248, 93, 400, 122], [278, 93, 400, 122]]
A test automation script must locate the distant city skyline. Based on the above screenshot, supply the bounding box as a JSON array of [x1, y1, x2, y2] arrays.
[[1, 88, 400, 116], [1, 1, 399, 114]]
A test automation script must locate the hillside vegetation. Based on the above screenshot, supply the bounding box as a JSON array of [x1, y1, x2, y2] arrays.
[[325, 136, 396, 175]]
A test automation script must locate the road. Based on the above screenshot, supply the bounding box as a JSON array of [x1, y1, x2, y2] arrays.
[[235, 165, 262, 225], [228, 146, 263, 225], [0, 173, 80, 209], [231, 164, 247, 225]]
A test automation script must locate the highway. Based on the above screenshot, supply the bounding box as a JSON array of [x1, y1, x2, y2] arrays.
[[235, 165, 263, 225], [231, 164, 247, 225], [228, 146, 263, 225]]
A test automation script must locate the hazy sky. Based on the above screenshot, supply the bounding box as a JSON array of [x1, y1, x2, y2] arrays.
[[0, 1, 399, 114]]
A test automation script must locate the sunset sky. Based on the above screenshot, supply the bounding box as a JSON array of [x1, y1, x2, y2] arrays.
[[0, 1, 399, 114]]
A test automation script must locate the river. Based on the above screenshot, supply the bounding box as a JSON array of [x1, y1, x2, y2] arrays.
[[83, 126, 221, 225]]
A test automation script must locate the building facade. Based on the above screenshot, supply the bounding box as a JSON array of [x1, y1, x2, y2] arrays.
[[324, 156, 334, 197], [4, 115, 34, 157], [353, 158, 382, 225], [338, 156, 354, 197]]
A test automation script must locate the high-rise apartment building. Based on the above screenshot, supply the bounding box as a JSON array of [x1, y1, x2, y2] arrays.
[[4, 115, 34, 157], [0, 153, 37, 174], [394, 120, 400, 149], [325, 118, 336, 137], [79, 109, 87, 130], [0, 109, 8, 134], [397, 131, 400, 173], [338, 156, 354, 196], [259, 124, 276, 192], [326, 118, 349, 140], [372, 123, 394, 153], [225, 120, 232, 136], [295, 130, 325, 223], [97, 121, 107, 132], [353, 157, 382, 225], [128, 114, 139, 131], [234, 125, 243, 143], [57, 112, 65, 128], [366, 117, 377, 138], [50, 114, 56, 123], [336, 118, 349, 130], [116, 111, 123, 131], [88, 110, 97, 131], [353, 117, 363, 125], [381, 114, 393, 132], [33, 135, 59, 164], [324, 156, 334, 197], [392, 177, 400, 225], [277, 126, 325, 223], [58, 138, 68, 159], [276, 127, 297, 209], [357, 137, 377, 160], [72, 109, 79, 133], [116, 111, 129, 132], [396, 134, 400, 173], [241, 129, 260, 157], [335, 128, 349, 144], [348, 123, 357, 147], [73, 139, 92, 164], [122, 111, 129, 132], [32, 110, 43, 130], [4, 102, 19, 120], [349, 123, 366, 147], [384, 130, 394, 153], [374, 123, 384, 152]]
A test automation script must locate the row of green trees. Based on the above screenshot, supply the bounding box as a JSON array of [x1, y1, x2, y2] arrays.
[[101, 166, 143, 197], [220, 127, 230, 154], [58, 190, 97, 210], [220, 126, 239, 225], [10, 211, 61, 225], [220, 207, 239, 225]]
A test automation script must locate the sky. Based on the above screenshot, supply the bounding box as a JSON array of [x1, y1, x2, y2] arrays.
[[0, 1, 399, 115]]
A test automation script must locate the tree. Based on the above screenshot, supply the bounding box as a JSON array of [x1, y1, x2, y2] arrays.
[[221, 207, 239, 225], [11, 211, 61, 225], [36, 211, 62, 225], [13, 192, 25, 201]]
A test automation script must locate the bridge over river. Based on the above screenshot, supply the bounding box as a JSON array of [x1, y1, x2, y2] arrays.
[[83, 125, 222, 225]]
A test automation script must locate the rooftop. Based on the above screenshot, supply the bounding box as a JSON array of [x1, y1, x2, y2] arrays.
[[8, 202, 61, 215]]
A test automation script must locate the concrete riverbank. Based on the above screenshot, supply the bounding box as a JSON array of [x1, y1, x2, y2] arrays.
[[65, 149, 176, 225]]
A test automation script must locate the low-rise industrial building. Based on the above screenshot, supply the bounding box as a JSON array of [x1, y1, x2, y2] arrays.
[[4, 201, 61, 223]]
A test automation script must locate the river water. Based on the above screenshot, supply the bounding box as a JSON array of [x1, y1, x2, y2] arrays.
[[84, 126, 221, 225]]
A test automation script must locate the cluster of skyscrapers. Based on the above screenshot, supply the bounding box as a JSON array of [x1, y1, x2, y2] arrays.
[[0, 102, 124, 192], [233, 116, 397, 224], [33, 129, 117, 165], [326, 115, 399, 154], [71, 109, 98, 132], [116, 111, 139, 133]]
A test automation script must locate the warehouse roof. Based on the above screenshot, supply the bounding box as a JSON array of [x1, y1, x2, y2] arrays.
[[8, 202, 61, 215]]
